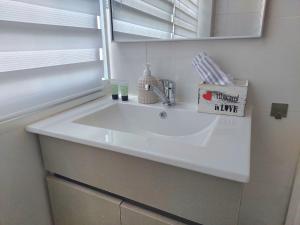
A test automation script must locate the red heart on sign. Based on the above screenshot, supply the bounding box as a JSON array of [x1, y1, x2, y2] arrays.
[[202, 91, 212, 101]]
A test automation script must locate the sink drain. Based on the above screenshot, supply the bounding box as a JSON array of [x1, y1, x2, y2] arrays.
[[159, 111, 167, 119]]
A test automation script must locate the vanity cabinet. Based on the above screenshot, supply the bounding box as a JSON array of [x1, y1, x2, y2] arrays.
[[41, 136, 243, 225], [121, 202, 187, 225], [47, 176, 122, 225]]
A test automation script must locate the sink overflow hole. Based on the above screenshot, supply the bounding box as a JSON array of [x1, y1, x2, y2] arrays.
[[159, 111, 167, 119]]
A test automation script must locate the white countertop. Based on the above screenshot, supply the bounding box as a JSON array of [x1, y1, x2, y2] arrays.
[[26, 96, 251, 183]]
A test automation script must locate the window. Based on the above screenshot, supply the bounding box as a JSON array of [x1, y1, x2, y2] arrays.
[[0, 0, 110, 121]]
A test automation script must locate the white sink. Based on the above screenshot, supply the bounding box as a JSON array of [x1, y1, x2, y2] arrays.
[[75, 103, 216, 137], [26, 96, 251, 183]]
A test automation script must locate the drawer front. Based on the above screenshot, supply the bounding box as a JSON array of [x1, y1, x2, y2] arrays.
[[121, 203, 187, 225], [47, 176, 122, 225], [41, 136, 242, 225]]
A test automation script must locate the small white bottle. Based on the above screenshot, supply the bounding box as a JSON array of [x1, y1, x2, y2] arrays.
[[137, 64, 159, 104]]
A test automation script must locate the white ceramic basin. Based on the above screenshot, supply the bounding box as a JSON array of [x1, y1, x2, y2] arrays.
[[26, 96, 251, 183], [75, 103, 217, 137]]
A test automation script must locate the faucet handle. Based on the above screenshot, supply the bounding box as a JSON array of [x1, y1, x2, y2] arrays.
[[159, 79, 175, 90], [159, 79, 176, 105]]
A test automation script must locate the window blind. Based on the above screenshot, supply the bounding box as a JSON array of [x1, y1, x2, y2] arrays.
[[112, 0, 212, 40], [0, 0, 109, 122]]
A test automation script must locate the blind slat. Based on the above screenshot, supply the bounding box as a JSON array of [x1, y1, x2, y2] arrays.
[[113, 19, 171, 39], [174, 2, 197, 19], [0, 0, 100, 29], [0, 49, 102, 73], [114, 0, 171, 22], [189, 0, 198, 6], [164, 0, 198, 19], [174, 18, 197, 32]]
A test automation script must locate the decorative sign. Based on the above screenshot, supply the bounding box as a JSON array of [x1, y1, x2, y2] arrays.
[[198, 80, 248, 117]]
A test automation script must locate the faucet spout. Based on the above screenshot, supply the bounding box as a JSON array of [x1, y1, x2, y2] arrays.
[[145, 84, 170, 105], [144, 79, 176, 106]]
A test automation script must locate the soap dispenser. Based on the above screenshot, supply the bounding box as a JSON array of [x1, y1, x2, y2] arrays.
[[138, 64, 159, 104]]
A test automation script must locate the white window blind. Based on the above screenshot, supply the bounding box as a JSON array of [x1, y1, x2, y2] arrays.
[[112, 0, 211, 40], [0, 0, 109, 122]]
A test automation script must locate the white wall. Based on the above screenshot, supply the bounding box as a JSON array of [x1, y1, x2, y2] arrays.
[[0, 92, 104, 225], [111, 0, 300, 224]]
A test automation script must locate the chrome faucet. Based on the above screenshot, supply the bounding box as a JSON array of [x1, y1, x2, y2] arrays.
[[145, 79, 176, 106]]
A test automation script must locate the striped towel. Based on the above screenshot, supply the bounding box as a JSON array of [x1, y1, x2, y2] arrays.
[[192, 52, 233, 85]]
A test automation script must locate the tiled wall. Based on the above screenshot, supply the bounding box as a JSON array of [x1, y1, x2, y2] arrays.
[[214, 0, 263, 36], [110, 0, 300, 224]]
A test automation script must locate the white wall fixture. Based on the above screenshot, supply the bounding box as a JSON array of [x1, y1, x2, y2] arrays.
[[27, 96, 251, 225], [27, 97, 251, 183]]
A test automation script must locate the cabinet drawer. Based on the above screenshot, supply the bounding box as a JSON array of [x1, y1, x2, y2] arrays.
[[47, 176, 122, 225], [121, 202, 187, 225]]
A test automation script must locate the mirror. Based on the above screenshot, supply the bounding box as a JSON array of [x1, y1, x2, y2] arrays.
[[110, 0, 267, 42]]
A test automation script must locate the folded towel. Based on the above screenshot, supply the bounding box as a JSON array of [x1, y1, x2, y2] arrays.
[[192, 52, 233, 85]]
